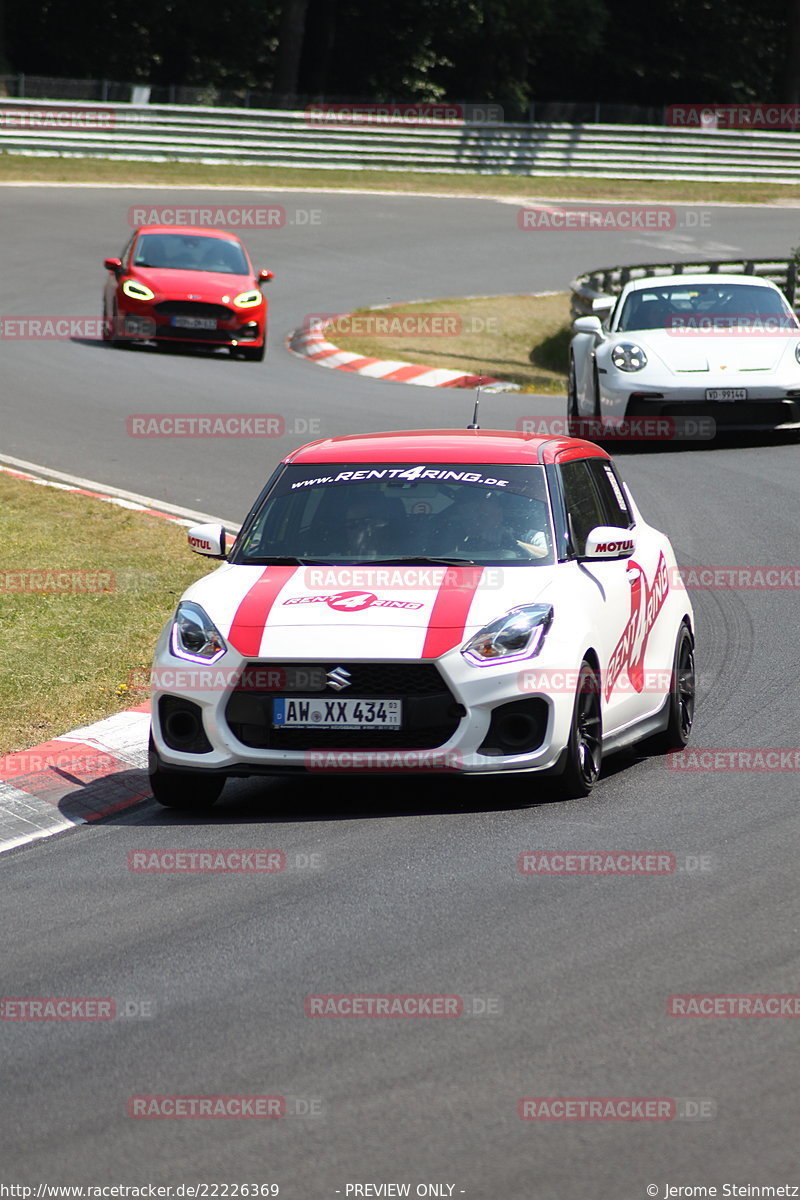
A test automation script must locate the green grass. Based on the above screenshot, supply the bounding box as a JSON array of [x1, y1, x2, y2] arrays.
[[0, 472, 216, 756], [1, 153, 799, 204], [322, 293, 572, 391]]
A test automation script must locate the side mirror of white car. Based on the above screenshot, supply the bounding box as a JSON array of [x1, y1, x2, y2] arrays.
[[572, 315, 604, 335], [582, 526, 636, 560], [187, 523, 227, 558]]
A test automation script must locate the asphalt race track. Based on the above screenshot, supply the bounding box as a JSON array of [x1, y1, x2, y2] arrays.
[[1, 186, 799, 1196]]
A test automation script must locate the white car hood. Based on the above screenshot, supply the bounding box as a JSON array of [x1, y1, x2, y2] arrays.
[[183, 562, 557, 659], [628, 330, 795, 373]]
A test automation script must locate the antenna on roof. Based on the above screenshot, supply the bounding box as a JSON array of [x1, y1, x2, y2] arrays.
[[468, 387, 482, 429]]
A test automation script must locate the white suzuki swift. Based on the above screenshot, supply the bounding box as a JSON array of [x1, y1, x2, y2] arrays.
[[148, 428, 695, 808]]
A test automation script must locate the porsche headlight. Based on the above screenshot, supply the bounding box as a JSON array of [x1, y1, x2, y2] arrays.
[[171, 601, 227, 663], [611, 342, 647, 372], [233, 289, 263, 308], [462, 604, 553, 666], [122, 279, 155, 301]]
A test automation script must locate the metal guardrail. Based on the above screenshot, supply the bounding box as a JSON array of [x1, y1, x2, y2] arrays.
[[570, 259, 799, 319], [4, 98, 800, 180]]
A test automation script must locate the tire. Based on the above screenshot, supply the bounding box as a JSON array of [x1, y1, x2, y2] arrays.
[[238, 342, 265, 362], [106, 303, 131, 349], [148, 733, 225, 810], [647, 623, 696, 753], [567, 355, 582, 437], [557, 661, 602, 799]]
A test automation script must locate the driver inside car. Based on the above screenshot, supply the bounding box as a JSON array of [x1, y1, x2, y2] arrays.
[[439, 488, 549, 558]]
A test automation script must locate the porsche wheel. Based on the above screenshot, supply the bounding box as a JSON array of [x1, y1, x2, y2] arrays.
[[567, 355, 582, 437], [558, 661, 602, 799]]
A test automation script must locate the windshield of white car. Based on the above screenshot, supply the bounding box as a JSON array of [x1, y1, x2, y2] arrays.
[[616, 282, 799, 333], [132, 233, 249, 274], [233, 463, 555, 565]]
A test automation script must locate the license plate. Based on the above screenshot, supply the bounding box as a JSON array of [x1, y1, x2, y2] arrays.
[[272, 698, 402, 729], [705, 388, 747, 402], [172, 316, 217, 330]]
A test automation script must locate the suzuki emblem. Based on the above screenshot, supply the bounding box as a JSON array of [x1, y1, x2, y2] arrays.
[[326, 667, 351, 691]]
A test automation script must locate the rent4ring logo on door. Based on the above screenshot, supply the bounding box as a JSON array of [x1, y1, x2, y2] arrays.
[[283, 591, 425, 611], [605, 553, 669, 700]]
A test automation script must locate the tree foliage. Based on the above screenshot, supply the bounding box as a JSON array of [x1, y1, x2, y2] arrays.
[[2, 0, 794, 109]]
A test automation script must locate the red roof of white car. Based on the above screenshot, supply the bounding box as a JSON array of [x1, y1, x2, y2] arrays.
[[284, 428, 609, 466]]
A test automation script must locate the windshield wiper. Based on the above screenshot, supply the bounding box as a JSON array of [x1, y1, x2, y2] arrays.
[[349, 556, 480, 566]]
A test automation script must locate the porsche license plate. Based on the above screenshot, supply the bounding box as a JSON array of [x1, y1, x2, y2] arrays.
[[272, 698, 402, 729], [172, 316, 217, 330], [705, 388, 747, 402]]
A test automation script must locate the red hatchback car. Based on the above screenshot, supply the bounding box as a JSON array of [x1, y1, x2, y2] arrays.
[[102, 224, 274, 361]]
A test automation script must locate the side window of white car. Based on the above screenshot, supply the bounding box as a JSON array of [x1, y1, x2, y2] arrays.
[[587, 460, 634, 529], [560, 460, 607, 556]]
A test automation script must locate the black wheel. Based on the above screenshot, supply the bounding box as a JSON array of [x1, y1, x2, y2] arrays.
[[648, 623, 696, 753], [148, 733, 225, 810], [238, 342, 265, 362], [558, 661, 602, 799], [567, 355, 582, 437], [105, 303, 131, 349], [591, 358, 601, 420]]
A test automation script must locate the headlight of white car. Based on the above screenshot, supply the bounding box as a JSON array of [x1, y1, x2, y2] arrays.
[[122, 279, 156, 301], [462, 604, 553, 666], [611, 342, 648, 371], [233, 289, 263, 308], [794, 341, 800, 365], [171, 601, 227, 663]]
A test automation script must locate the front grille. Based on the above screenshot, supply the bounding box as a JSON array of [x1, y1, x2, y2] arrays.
[[154, 301, 234, 321], [225, 661, 463, 750], [626, 396, 800, 427]]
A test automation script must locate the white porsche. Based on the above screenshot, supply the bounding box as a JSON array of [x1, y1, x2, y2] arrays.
[[569, 273, 800, 434], [148, 429, 695, 809]]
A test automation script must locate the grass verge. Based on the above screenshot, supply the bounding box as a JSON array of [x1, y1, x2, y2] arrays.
[[1, 154, 799, 204], [322, 293, 571, 392], [0, 472, 215, 756]]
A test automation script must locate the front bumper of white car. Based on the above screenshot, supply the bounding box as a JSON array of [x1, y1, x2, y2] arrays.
[[149, 625, 586, 777], [599, 373, 800, 431]]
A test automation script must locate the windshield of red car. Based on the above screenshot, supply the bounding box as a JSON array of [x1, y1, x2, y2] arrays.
[[233, 462, 555, 565], [132, 233, 249, 275]]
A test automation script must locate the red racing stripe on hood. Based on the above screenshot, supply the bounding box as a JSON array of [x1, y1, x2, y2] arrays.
[[421, 567, 484, 659], [227, 566, 298, 656]]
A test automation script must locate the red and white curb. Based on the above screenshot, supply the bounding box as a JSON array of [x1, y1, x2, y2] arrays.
[[0, 456, 240, 855], [287, 316, 519, 390], [0, 707, 153, 852]]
